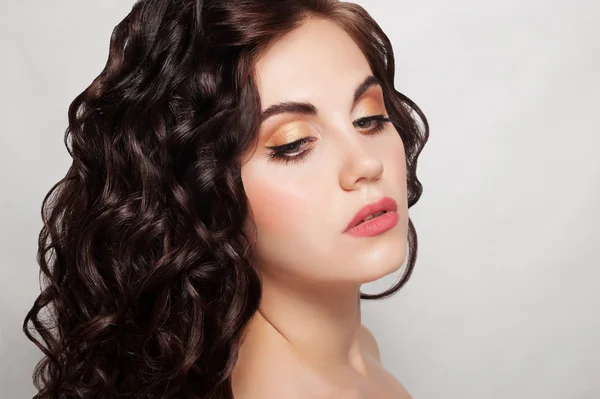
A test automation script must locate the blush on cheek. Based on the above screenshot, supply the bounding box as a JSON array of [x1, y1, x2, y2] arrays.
[[247, 185, 308, 236]]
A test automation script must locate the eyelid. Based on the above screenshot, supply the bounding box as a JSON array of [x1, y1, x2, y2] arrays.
[[263, 119, 315, 144], [265, 114, 391, 164], [261, 114, 315, 140], [352, 90, 387, 115], [266, 114, 388, 150], [261, 96, 387, 148], [265, 136, 316, 151], [354, 114, 389, 126]]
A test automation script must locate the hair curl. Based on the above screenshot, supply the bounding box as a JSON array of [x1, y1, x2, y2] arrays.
[[22, 0, 429, 398]]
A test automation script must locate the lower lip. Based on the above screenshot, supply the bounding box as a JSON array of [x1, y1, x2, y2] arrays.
[[345, 211, 399, 237]]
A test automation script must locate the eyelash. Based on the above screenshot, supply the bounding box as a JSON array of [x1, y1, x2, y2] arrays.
[[266, 115, 391, 165]]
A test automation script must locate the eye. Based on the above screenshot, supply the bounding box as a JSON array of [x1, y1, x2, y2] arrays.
[[266, 137, 317, 165], [353, 114, 391, 134], [265, 114, 391, 165]]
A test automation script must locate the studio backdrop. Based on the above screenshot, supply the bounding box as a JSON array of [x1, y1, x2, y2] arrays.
[[1, 0, 598, 398]]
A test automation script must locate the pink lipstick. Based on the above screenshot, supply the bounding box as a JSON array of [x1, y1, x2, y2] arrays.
[[344, 196, 399, 237]]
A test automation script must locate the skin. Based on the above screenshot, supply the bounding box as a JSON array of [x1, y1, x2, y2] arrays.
[[234, 16, 411, 399]]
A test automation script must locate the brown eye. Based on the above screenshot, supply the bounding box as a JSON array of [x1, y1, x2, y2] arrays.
[[353, 115, 391, 134], [266, 137, 317, 164], [355, 119, 372, 128]]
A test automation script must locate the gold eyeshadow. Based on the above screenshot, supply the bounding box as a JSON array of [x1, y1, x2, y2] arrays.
[[353, 96, 386, 118], [265, 122, 310, 147], [262, 92, 387, 146]]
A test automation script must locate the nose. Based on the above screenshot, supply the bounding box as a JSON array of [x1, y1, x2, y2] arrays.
[[337, 127, 384, 191]]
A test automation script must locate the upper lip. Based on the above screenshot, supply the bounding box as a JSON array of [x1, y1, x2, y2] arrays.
[[344, 196, 398, 232]]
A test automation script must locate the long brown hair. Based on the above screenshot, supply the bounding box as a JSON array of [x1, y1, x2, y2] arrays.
[[23, 0, 429, 398]]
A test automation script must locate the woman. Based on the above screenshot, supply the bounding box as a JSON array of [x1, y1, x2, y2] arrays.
[[23, 0, 429, 398]]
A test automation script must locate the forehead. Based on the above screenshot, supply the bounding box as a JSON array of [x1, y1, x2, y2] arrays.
[[254, 17, 373, 111]]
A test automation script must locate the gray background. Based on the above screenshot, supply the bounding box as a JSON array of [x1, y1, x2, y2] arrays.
[[1, 0, 599, 398]]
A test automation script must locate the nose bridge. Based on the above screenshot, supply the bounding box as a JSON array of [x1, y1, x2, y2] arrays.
[[327, 114, 368, 156], [327, 116, 384, 187]]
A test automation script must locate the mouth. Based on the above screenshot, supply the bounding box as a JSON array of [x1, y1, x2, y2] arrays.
[[344, 196, 398, 233], [354, 210, 387, 226]]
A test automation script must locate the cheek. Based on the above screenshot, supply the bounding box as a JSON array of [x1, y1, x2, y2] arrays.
[[381, 132, 407, 179], [244, 178, 311, 237]]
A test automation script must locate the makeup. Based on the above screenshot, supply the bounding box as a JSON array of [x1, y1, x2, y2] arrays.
[[344, 196, 399, 237], [345, 211, 399, 237]]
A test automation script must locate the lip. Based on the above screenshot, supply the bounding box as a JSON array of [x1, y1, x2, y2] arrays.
[[344, 196, 398, 233]]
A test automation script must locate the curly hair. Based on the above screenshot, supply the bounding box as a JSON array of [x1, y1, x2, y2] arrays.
[[22, 0, 429, 398]]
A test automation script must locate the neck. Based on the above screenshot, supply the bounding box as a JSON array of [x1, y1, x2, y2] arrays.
[[248, 270, 367, 372]]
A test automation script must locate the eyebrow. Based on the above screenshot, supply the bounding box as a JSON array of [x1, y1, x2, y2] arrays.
[[259, 75, 382, 122]]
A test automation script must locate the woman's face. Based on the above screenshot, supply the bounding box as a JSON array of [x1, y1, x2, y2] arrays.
[[240, 17, 408, 286]]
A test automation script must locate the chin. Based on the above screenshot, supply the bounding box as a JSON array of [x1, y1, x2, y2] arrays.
[[359, 259, 405, 284], [351, 241, 408, 284], [347, 221, 407, 279]]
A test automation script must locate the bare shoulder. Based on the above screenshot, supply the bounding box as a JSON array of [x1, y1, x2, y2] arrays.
[[359, 325, 414, 399], [232, 361, 310, 399], [359, 324, 381, 361]]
